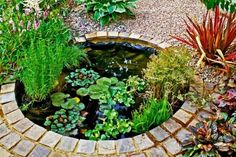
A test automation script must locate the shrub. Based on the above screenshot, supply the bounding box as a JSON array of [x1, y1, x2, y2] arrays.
[[83, 0, 137, 26], [184, 111, 236, 157], [201, 0, 236, 12], [132, 98, 171, 134], [143, 47, 194, 104], [172, 7, 236, 69]]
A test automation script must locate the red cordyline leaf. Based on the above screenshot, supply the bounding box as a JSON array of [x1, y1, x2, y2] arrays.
[[172, 6, 236, 63], [225, 53, 236, 60]]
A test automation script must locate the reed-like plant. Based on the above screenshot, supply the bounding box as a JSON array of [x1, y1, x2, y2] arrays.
[[132, 98, 171, 134], [19, 38, 84, 101]]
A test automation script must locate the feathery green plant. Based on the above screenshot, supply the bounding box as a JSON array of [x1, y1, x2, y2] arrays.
[[143, 47, 194, 104], [19, 38, 84, 101]]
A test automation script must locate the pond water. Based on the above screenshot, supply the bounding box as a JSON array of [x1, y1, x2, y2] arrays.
[[83, 42, 156, 79]]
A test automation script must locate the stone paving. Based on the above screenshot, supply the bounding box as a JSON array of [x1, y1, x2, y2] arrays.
[[0, 32, 215, 157]]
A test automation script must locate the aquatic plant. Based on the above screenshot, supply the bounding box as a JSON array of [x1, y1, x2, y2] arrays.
[[132, 98, 171, 133], [44, 109, 85, 135], [77, 77, 136, 111], [51, 92, 85, 110], [65, 68, 100, 87], [85, 109, 133, 140]]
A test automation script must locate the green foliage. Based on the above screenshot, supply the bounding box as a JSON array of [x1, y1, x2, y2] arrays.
[[125, 75, 146, 93], [201, 0, 236, 12], [44, 109, 86, 135], [18, 22, 85, 100], [51, 92, 85, 110], [82, 0, 137, 26], [184, 111, 236, 157], [77, 77, 136, 111], [132, 98, 171, 134], [0, 0, 76, 84], [143, 47, 194, 104], [65, 68, 100, 87], [85, 109, 133, 140]]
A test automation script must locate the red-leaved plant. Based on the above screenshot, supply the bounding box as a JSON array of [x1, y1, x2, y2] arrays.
[[173, 6, 236, 69]]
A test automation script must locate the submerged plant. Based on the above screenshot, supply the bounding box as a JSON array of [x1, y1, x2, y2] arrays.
[[44, 109, 85, 135], [132, 98, 171, 134], [184, 111, 236, 157], [143, 47, 194, 104], [77, 77, 136, 111], [65, 68, 100, 87], [85, 109, 133, 140]]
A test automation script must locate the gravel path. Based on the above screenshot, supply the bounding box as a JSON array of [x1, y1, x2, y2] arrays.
[[66, 0, 206, 45]]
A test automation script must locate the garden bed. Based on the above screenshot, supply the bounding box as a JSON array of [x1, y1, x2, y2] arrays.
[[0, 32, 209, 156]]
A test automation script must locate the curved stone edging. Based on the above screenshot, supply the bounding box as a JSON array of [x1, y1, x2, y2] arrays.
[[0, 32, 214, 157]]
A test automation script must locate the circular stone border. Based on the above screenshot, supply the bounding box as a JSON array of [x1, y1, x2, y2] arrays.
[[0, 32, 214, 157]]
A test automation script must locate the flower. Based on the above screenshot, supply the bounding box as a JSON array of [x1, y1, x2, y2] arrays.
[[33, 20, 40, 30]]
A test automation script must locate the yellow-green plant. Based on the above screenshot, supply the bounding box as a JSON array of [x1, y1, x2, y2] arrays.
[[144, 47, 194, 104]]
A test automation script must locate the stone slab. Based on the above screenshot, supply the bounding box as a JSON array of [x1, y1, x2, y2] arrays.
[[96, 31, 107, 37], [24, 125, 46, 141], [5, 109, 24, 124], [130, 153, 145, 157], [0, 132, 21, 149], [108, 31, 119, 38], [77, 139, 96, 155], [149, 126, 169, 142], [176, 128, 192, 143], [13, 118, 34, 133], [163, 138, 182, 155], [28, 145, 51, 157], [116, 138, 136, 153], [98, 140, 116, 155], [118, 32, 130, 38], [48, 152, 66, 157], [145, 146, 168, 157], [0, 147, 12, 157], [162, 118, 182, 133], [0, 92, 15, 104], [0, 83, 15, 94], [0, 123, 11, 138], [181, 101, 197, 114], [133, 134, 154, 150], [12, 139, 35, 156], [2, 101, 18, 114], [173, 109, 192, 125], [197, 111, 212, 121], [39, 131, 62, 148], [129, 33, 141, 39], [56, 136, 78, 152]]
